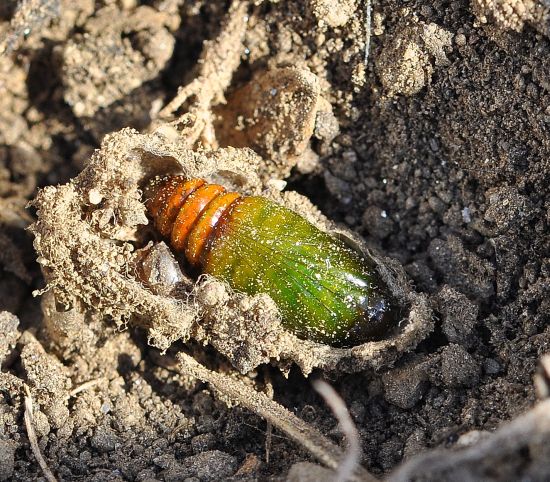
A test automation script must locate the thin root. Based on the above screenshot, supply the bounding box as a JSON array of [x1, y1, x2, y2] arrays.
[[313, 379, 362, 482], [23, 385, 57, 482]]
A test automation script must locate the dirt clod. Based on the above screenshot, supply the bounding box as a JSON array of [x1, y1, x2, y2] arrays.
[[441, 344, 482, 388], [382, 358, 429, 409], [61, 5, 175, 139], [307, 0, 357, 28], [429, 236, 495, 301], [0, 311, 19, 364], [437, 285, 479, 346]]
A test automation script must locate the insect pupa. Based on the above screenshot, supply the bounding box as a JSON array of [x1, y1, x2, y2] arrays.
[[145, 175, 399, 346]]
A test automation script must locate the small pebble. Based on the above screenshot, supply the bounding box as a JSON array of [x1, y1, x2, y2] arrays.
[[455, 33, 467, 46]]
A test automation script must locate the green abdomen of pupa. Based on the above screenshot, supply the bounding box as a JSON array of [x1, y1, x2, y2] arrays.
[[203, 196, 396, 346]]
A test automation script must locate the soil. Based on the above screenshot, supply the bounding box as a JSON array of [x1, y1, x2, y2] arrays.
[[0, 0, 549, 481]]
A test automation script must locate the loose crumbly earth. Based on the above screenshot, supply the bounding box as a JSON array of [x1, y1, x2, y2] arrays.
[[0, 0, 549, 481]]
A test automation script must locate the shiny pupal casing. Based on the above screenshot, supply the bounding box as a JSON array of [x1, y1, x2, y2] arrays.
[[145, 175, 398, 346]]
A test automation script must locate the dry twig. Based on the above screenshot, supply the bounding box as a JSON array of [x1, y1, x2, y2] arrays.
[[68, 378, 103, 398], [156, 0, 249, 147], [23, 385, 57, 482]]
